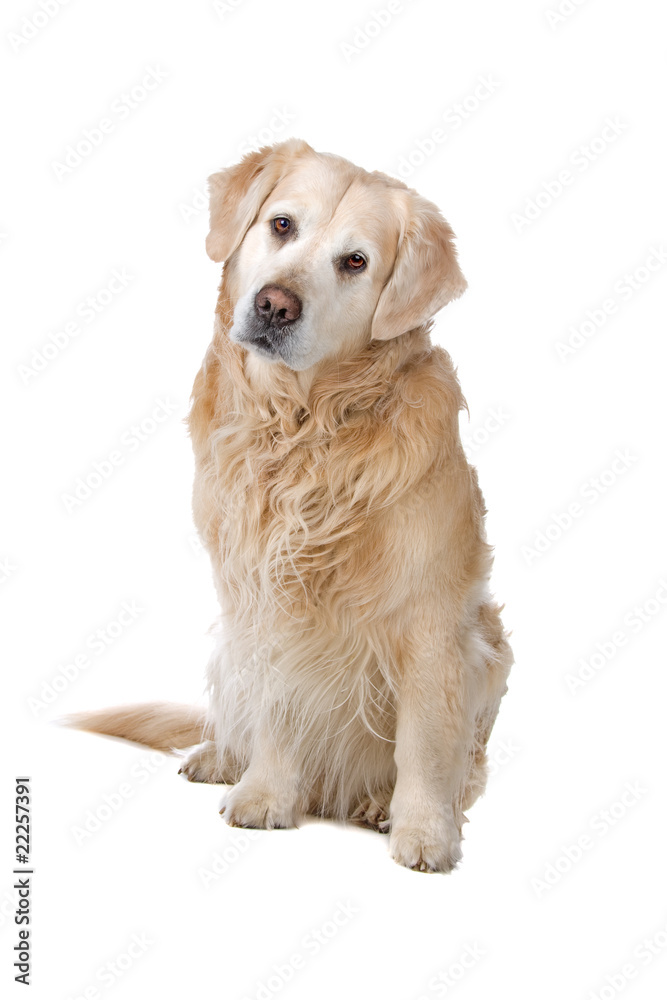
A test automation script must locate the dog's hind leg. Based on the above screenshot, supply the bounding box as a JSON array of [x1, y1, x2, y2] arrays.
[[460, 602, 513, 811], [350, 791, 392, 832], [178, 741, 242, 785]]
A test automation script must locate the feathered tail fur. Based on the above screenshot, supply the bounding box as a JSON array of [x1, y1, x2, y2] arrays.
[[63, 702, 207, 752]]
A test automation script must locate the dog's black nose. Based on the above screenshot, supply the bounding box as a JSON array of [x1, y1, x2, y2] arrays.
[[254, 285, 302, 329]]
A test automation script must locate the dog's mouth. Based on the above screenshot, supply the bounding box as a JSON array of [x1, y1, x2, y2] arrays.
[[231, 319, 280, 355], [234, 312, 299, 363], [249, 332, 276, 353]]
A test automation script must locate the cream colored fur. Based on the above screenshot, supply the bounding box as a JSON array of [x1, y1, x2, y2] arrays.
[[67, 139, 512, 873]]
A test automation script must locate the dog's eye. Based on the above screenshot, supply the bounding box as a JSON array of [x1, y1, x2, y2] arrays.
[[272, 217, 291, 234], [344, 254, 366, 272]]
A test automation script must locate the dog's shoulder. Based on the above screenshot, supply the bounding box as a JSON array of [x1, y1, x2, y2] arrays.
[[380, 342, 467, 459]]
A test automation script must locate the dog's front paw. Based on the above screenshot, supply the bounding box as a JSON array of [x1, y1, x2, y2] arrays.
[[220, 780, 298, 830], [389, 807, 463, 873]]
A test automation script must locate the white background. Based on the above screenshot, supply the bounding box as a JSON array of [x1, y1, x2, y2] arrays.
[[2, 0, 666, 998]]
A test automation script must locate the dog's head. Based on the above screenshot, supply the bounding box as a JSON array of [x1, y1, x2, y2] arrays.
[[207, 139, 467, 371]]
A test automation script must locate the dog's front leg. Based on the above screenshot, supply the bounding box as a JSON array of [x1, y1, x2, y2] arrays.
[[389, 629, 472, 873], [220, 714, 302, 830]]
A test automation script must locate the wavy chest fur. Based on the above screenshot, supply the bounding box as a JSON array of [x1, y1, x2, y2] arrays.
[[188, 306, 479, 813], [189, 313, 465, 632]]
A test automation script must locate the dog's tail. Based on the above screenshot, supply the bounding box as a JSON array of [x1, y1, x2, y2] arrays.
[[63, 702, 207, 753]]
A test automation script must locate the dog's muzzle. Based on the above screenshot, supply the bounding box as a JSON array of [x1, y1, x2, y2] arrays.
[[237, 284, 301, 356], [254, 284, 301, 329]]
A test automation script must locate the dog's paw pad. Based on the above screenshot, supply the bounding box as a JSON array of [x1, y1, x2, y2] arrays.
[[220, 783, 297, 831], [389, 826, 462, 874], [351, 797, 391, 832], [178, 743, 231, 784]]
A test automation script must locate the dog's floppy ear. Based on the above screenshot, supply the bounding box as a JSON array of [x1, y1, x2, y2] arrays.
[[206, 138, 313, 263], [371, 189, 467, 341]]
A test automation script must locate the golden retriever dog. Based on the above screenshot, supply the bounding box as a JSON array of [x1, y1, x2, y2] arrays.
[[69, 139, 512, 872]]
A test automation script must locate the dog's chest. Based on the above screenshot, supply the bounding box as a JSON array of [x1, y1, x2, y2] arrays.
[[210, 421, 382, 617], [227, 437, 343, 547]]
